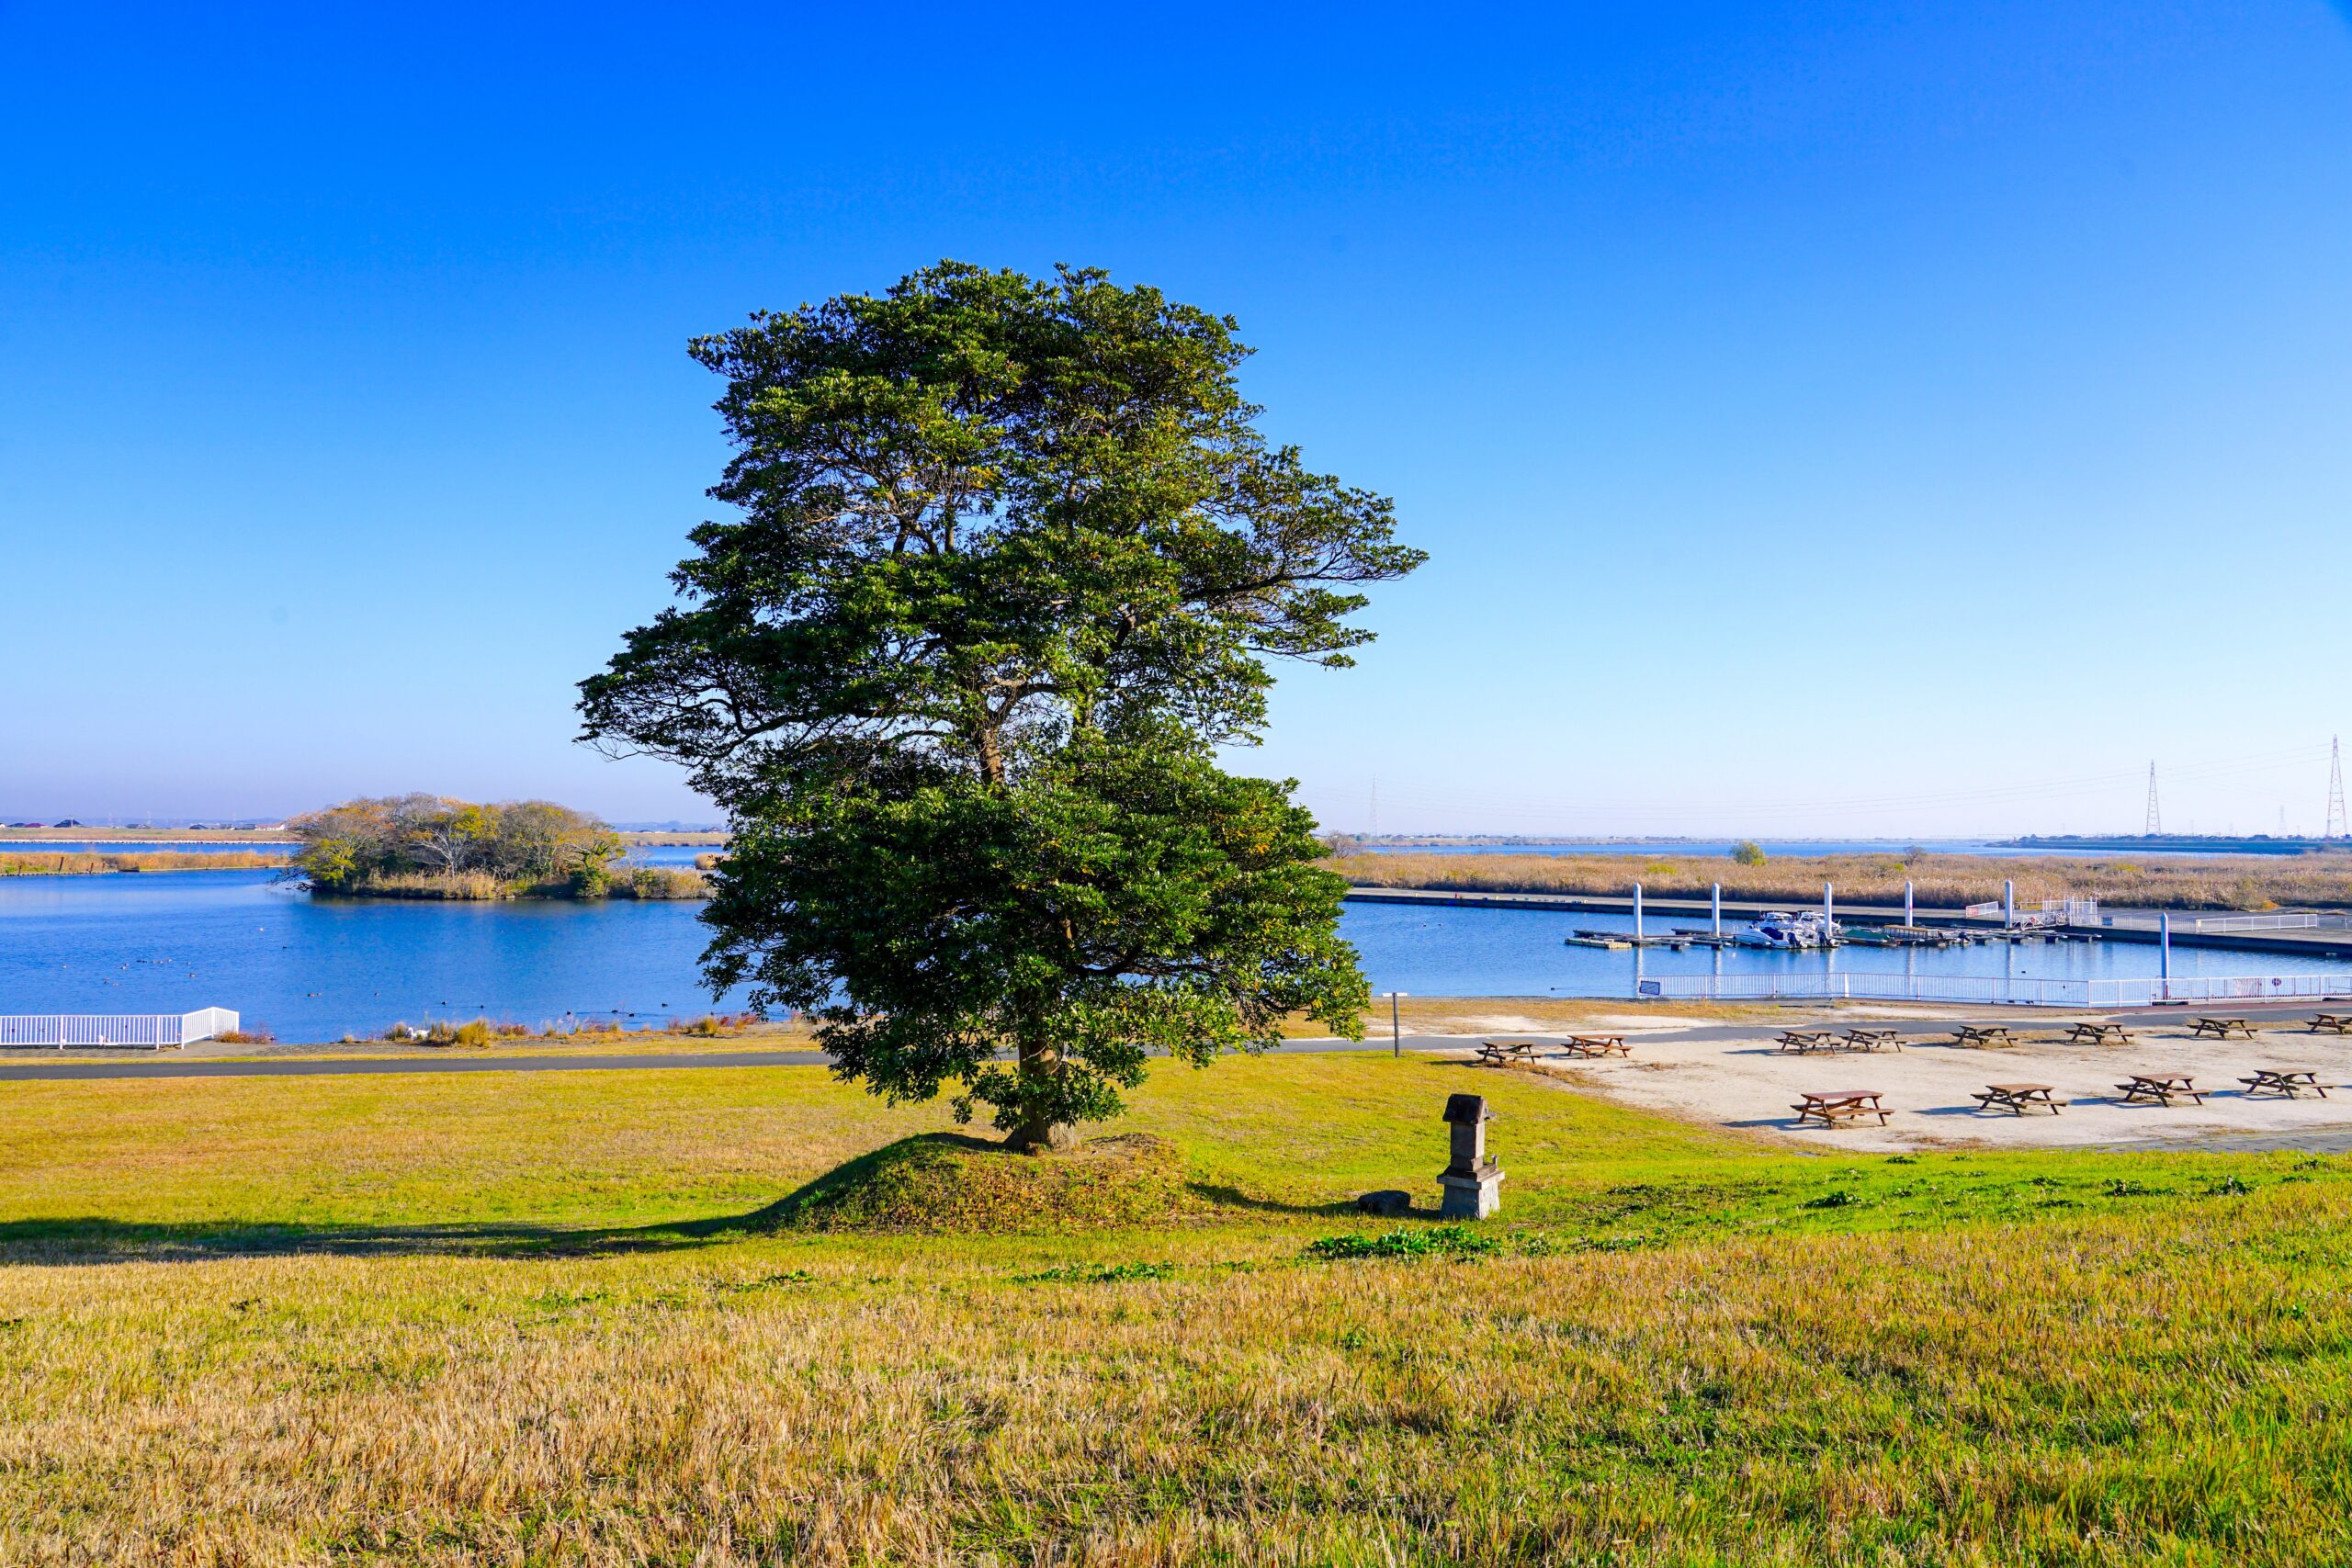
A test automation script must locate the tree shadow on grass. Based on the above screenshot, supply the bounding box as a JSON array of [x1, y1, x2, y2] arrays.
[[0, 1207, 786, 1266], [1183, 1182, 1358, 1218]]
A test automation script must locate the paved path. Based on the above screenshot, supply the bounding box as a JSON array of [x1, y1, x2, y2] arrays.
[[0, 1037, 1430, 1081]]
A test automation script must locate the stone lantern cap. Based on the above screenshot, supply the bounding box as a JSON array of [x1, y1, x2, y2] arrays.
[[1442, 1093, 1490, 1125]]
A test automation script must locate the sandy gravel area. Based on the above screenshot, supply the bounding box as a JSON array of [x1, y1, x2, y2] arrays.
[[1461, 1013, 2352, 1152]]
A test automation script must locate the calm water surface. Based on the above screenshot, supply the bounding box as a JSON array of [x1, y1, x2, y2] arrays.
[[5, 873, 2346, 1042], [10, 840, 712, 865], [11, 837, 2267, 863]]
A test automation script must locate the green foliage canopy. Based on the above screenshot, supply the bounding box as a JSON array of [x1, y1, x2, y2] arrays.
[[580, 262, 1422, 1145]]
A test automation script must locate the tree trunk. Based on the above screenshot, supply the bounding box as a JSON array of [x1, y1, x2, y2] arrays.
[[1005, 1032, 1079, 1152]]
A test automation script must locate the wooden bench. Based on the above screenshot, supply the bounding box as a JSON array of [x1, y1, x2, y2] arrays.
[[1952, 1023, 2018, 1048], [2066, 1021, 2134, 1045], [1791, 1089, 1891, 1128], [1473, 1040, 1546, 1067], [2116, 1072, 2204, 1107], [1972, 1082, 2065, 1116], [1777, 1030, 1841, 1055], [1841, 1027, 1902, 1053], [1558, 1034, 1631, 1058], [2190, 1017, 2257, 1040], [2307, 1013, 2352, 1035], [2240, 1067, 2330, 1099]]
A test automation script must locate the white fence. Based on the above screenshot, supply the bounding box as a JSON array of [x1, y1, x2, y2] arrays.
[[1636, 974, 2352, 1009], [2188, 912, 2352, 934], [1960, 897, 2100, 930], [0, 1008, 238, 1049]]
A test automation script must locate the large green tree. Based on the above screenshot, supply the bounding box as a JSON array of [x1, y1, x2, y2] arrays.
[[580, 262, 1422, 1148]]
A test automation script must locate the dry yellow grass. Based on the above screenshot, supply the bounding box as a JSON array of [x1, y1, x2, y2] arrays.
[[9, 1193, 2350, 1563], [5, 1055, 2349, 1563], [1333, 849, 2352, 912], [0, 848, 289, 874]]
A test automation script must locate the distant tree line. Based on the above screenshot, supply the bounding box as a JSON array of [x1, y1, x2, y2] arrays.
[[288, 795, 701, 899]]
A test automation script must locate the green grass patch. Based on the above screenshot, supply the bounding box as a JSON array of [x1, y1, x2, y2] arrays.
[[1306, 1223, 1506, 1259]]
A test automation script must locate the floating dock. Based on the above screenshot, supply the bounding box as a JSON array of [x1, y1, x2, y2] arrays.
[[1347, 885, 2352, 965], [1564, 930, 1701, 950]]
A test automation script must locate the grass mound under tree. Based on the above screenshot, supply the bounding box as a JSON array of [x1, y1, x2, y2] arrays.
[[762, 1130, 1205, 1234]]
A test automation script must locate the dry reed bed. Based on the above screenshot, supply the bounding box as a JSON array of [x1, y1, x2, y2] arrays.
[[1332, 851, 2352, 912], [0, 849, 289, 875], [5, 1190, 2349, 1564]]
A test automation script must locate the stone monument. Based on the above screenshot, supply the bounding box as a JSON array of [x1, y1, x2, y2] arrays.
[[1437, 1092, 1502, 1219]]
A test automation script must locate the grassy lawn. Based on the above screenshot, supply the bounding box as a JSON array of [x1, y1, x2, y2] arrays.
[[5, 1054, 2350, 1563]]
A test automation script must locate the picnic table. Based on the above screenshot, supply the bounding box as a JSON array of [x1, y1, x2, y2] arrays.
[[1791, 1089, 1891, 1129], [2116, 1071, 2205, 1107], [2240, 1067, 2331, 1099], [1473, 1040, 1546, 1067], [1952, 1023, 2018, 1048], [2190, 1017, 2257, 1040], [2307, 1013, 2352, 1035], [2066, 1021, 2135, 1045], [1558, 1033, 1631, 1058], [1840, 1027, 1902, 1052], [1971, 1081, 2066, 1115], [1777, 1030, 1841, 1055]]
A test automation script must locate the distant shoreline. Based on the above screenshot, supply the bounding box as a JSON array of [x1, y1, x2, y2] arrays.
[[0, 829, 298, 845], [1999, 834, 2352, 856]]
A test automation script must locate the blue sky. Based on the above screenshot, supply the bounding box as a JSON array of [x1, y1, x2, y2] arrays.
[[5, 3, 2348, 835]]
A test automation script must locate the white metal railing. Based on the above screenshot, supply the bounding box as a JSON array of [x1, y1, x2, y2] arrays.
[[0, 1009, 238, 1049], [2189, 912, 2352, 933], [1958, 897, 2099, 930], [2093, 909, 2352, 935], [1635, 974, 2352, 1008]]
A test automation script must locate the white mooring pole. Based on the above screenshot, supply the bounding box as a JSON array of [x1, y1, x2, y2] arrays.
[[2159, 914, 2172, 1001], [1823, 880, 1834, 936], [1904, 879, 1915, 928], [2004, 878, 2016, 930], [1633, 882, 1645, 941], [1711, 882, 1722, 937]]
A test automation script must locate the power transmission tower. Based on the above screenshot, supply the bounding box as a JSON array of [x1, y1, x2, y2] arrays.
[[2328, 738, 2347, 840], [2143, 761, 2162, 837]]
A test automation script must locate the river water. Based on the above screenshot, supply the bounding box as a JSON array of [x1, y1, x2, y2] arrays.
[[9, 840, 713, 864], [4, 872, 2346, 1042], [10, 837, 2267, 862]]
